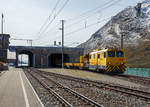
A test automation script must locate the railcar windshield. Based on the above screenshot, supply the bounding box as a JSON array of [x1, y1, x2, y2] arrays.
[[117, 51, 124, 57], [108, 51, 115, 57]]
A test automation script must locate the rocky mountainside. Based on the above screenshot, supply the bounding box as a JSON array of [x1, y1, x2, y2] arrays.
[[78, 0, 150, 68]]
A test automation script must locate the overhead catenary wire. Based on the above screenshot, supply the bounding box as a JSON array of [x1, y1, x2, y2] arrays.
[[39, 0, 117, 35], [33, 23, 61, 42], [41, 0, 70, 33], [65, 42, 80, 47], [35, 0, 121, 43], [35, 0, 62, 40], [65, 0, 116, 27], [65, 17, 111, 37], [65, 0, 121, 29], [34, 0, 116, 43], [34, 0, 70, 41], [66, 0, 113, 21], [36, 17, 111, 46], [52, 0, 122, 40], [38, 0, 121, 43], [35, 0, 123, 46]]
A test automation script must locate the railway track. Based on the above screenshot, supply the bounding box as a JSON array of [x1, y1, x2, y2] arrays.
[[64, 67, 150, 87], [30, 68, 150, 101], [25, 68, 104, 107], [114, 74, 150, 87]]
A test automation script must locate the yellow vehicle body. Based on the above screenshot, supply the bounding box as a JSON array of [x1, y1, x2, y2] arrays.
[[64, 63, 84, 68], [64, 55, 86, 69], [89, 49, 126, 73], [64, 48, 126, 74]]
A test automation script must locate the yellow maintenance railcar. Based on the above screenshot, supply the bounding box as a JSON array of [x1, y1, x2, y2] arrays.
[[64, 48, 126, 74]]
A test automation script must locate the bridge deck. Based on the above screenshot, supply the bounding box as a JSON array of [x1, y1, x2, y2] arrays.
[[0, 67, 43, 107]]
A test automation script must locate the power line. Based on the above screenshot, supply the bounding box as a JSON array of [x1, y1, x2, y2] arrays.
[[34, 0, 112, 42], [66, 0, 114, 23], [36, 17, 111, 46], [45, 22, 60, 34], [65, 17, 111, 37], [35, 0, 70, 41], [10, 38, 32, 41], [41, 0, 69, 33], [59, 0, 122, 39], [35, 0, 121, 43], [49, 0, 120, 40], [35, 0, 61, 33], [35, 0, 123, 46], [65, 42, 80, 46], [10, 38, 33, 46], [65, 0, 121, 29], [35, 0, 62, 40], [34, 0, 119, 44], [34, 22, 61, 42]]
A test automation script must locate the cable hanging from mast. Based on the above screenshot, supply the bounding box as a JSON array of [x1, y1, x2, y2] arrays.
[[35, 0, 61, 40], [34, 0, 70, 41]]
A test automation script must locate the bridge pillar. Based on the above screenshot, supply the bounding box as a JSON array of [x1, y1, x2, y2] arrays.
[[15, 52, 18, 67], [47, 55, 49, 68], [33, 54, 35, 67], [9, 46, 84, 68]]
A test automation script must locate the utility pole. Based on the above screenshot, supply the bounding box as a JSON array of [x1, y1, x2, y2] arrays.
[[120, 32, 125, 49], [1, 13, 4, 34], [21, 55, 22, 66], [61, 20, 65, 68], [29, 40, 33, 47], [54, 41, 56, 46], [121, 35, 123, 49], [1, 13, 4, 59], [137, 3, 142, 17]]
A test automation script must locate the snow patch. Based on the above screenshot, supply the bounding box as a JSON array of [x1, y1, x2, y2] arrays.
[[115, 24, 120, 35]]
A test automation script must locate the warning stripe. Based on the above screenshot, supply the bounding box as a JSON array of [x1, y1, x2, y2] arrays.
[[106, 64, 126, 73], [106, 65, 111, 72]]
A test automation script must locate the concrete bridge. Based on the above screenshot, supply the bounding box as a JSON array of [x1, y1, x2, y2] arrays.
[[9, 46, 84, 68]]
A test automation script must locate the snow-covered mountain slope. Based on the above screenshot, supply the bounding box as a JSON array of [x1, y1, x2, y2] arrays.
[[78, 0, 150, 51], [78, 0, 150, 67]]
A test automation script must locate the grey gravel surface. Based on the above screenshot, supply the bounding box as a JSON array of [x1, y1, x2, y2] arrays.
[[26, 68, 150, 107], [44, 73, 150, 107]]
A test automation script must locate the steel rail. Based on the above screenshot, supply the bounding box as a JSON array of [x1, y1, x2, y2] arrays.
[[34, 69, 150, 101], [117, 74, 150, 79], [27, 70, 74, 107], [33, 70, 104, 107], [114, 74, 150, 85]]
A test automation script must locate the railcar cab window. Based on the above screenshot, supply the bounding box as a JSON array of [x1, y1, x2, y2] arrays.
[[98, 54, 100, 59], [93, 54, 95, 59], [117, 51, 124, 57], [108, 51, 115, 57], [104, 52, 106, 58]]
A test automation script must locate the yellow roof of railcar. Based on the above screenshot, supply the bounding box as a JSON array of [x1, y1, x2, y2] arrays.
[[90, 49, 108, 54], [90, 48, 124, 55]]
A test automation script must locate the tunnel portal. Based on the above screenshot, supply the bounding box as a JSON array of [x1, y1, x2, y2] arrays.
[[9, 46, 84, 68], [18, 50, 33, 67], [49, 54, 69, 67]]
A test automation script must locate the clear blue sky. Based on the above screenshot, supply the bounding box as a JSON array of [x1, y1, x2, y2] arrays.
[[0, 0, 143, 46]]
